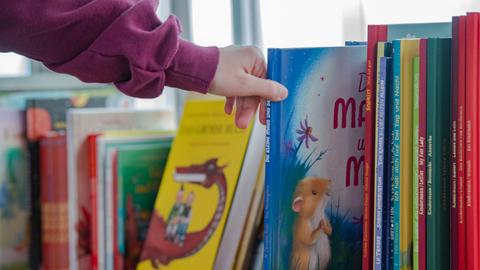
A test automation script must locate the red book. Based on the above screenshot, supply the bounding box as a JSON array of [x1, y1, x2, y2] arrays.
[[40, 132, 69, 270], [418, 38, 428, 270], [88, 134, 100, 270], [456, 15, 467, 270], [363, 24, 387, 270], [465, 12, 479, 270], [451, 16, 460, 270]]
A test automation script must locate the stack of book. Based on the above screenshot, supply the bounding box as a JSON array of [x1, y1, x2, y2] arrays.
[[363, 12, 480, 270], [0, 89, 266, 270]]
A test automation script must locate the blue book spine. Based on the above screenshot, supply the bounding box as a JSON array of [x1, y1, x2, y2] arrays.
[[391, 40, 402, 270], [382, 44, 393, 270], [374, 57, 388, 270], [264, 49, 280, 270]]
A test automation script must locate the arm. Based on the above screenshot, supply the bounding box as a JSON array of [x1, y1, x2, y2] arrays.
[[0, 0, 218, 98]]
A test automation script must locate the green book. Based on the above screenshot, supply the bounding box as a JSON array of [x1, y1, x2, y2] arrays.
[[116, 141, 172, 268], [426, 38, 451, 270], [412, 56, 420, 270]]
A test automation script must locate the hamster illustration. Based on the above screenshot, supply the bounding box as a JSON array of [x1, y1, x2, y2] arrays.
[[291, 176, 332, 270]]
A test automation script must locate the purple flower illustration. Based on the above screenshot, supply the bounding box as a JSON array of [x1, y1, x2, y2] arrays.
[[296, 117, 318, 148]]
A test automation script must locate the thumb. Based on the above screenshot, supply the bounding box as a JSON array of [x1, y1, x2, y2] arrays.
[[239, 74, 288, 101]]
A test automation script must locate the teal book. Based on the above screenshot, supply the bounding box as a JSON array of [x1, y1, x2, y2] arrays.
[[426, 38, 451, 270], [265, 46, 366, 270]]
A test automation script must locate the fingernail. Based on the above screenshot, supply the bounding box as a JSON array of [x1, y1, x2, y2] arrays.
[[277, 88, 288, 100]]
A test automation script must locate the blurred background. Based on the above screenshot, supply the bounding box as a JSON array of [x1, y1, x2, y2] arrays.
[[1, 0, 479, 118]]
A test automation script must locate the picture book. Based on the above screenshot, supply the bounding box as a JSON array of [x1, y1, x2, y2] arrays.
[[465, 12, 479, 270], [454, 15, 467, 270], [412, 56, 420, 270], [66, 109, 175, 270], [138, 100, 253, 270], [93, 132, 173, 270], [363, 22, 451, 269], [265, 46, 366, 270], [39, 132, 69, 270], [426, 37, 451, 270], [0, 109, 29, 269], [115, 143, 172, 270], [25, 95, 110, 269], [399, 38, 420, 270]]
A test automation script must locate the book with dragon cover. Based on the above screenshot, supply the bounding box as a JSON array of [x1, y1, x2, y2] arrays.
[[137, 100, 253, 270], [265, 46, 366, 270]]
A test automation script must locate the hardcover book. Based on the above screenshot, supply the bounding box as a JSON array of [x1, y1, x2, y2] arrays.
[[138, 100, 253, 270], [265, 46, 366, 270], [66, 109, 175, 270], [0, 109, 29, 269]]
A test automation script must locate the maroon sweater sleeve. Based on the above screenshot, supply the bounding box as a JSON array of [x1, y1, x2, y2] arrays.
[[0, 0, 219, 98]]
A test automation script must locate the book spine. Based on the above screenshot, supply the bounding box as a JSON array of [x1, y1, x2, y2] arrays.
[[426, 38, 451, 270], [364, 25, 380, 270], [457, 15, 467, 270], [451, 16, 460, 270], [465, 13, 479, 270], [418, 39, 428, 270], [40, 134, 69, 270], [391, 40, 402, 270], [374, 56, 388, 270], [412, 56, 420, 270], [88, 135, 99, 270], [264, 49, 280, 270], [382, 54, 392, 270]]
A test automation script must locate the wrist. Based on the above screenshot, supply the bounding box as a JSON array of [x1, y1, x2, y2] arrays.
[[165, 39, 220, 93]]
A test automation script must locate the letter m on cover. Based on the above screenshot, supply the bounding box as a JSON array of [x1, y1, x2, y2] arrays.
[[334, 98, 356, 129], [346, 155, 364, 187]]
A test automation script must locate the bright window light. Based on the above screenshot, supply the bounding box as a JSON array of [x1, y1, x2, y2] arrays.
[[0, 53, 30, 77], [192, 0, 233, 47]]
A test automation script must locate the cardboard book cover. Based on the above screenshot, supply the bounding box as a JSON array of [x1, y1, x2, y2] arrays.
[[138, 100, 252, 270], [265, 46, 366, 270]]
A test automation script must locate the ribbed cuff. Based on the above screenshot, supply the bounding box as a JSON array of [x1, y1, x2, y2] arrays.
[[165, 39, 220, 94]]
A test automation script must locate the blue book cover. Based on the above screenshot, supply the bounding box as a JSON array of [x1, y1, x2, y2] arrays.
[[374, 56, 391, 270], [265, 46, 366, 270], [390, 40, 402, 270]]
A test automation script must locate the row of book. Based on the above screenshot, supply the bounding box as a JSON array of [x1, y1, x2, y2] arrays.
[[0, 89, 265, 270], [363, 12, 480, 270]]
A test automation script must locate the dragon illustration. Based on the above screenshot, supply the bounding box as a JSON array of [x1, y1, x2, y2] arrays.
[[140, 158, 227, 267]]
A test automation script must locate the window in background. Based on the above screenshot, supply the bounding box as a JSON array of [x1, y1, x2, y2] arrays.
[[363, 0, 480, 24], [260, 0, 365, 50], [191, 0, 233, 47], [0, 53, 30, 77]]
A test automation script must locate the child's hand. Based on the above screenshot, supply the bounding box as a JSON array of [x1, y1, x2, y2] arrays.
[[208, 46, 288, 129]]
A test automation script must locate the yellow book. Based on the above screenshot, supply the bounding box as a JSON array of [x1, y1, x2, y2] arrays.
[[137, 100, 253, 270], [399, 39, 420, 270]]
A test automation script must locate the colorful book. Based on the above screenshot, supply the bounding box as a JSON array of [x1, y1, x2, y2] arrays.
[[66, 109, 175, 270], [399, 39, 420, 270], [455, 15, 467, 270], [0, 109, 29, 269], [465, 12, 479, 270], [39, 132, 69, 270], [138, 100, 253, 270], [412, 56, 420, 270], [374, 56, 390, 270], [25, 95, 109, 269], [93, 132, 173, 270], [116, 143, 172, 270], [363, 23, 451, 268], [265, 46, 365, 270], [418, 38, 428, 270], [426, 37, 451, 270]]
